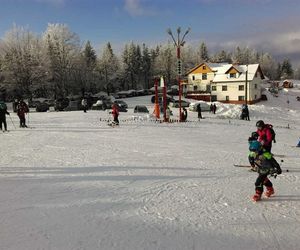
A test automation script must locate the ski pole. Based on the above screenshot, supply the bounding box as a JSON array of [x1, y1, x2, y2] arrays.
[[9, 114, 16, 130], [27, 112, 30, 127]]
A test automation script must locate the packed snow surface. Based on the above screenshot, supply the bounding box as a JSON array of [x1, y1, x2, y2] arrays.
[[1, 84, 300, 250]]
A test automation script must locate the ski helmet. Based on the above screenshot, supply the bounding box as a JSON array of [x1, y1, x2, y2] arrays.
[[251, 132, 259, 140], [256, 120, 264, 128]]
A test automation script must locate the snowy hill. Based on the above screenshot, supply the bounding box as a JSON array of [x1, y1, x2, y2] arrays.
[[1, 85, 300, 250]]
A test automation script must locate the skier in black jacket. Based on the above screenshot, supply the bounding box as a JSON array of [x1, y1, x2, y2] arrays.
[[0, 101, 10, 132]]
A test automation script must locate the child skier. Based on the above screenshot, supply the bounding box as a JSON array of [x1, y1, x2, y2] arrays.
[[248, 140, 282, 202], [111, 103, 119, 126], [248, 132, 260, 171], [17, 99, 29, 128]]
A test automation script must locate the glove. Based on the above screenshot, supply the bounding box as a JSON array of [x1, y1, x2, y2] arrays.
[[276, 167, 282, 175]]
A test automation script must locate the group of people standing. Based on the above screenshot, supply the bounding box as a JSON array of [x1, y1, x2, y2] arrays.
[[0, 99, 29, 132]]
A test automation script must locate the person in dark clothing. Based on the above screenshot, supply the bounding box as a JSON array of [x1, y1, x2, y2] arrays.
[[241, 104, 250, 120], [210, 104, 213, 113], [197, 104, 202, 121], [81, 98, 88, 113], [0, 101, 10, 132], [181, 107, 187, 122], [213, 103, 217, 114], [17, 100, 29, 128]]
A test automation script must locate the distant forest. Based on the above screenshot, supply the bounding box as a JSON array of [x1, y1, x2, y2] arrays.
[[0, 24, 298, 100]]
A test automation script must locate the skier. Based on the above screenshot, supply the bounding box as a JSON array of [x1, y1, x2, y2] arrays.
[[256, 120, 273, 153], [81, 97, 88, 113], [0, 100, 10, 132], [111, 103, 119, 126], [248, 132, 260, 171], [17, 99, 29, 128], [248, 140, 282, 202]]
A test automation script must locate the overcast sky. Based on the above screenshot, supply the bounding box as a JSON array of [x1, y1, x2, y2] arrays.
[[1, 0, 300, 66]]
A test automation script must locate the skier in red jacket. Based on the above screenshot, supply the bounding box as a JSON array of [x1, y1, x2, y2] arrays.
[[256, 120, 273, 153], [17, 100, 29, 128], [111, 103, 119, 125]]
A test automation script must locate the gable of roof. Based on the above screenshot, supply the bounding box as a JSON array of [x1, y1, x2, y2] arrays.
[[186, 62, 213, 75], [225, 65, 242, 74]]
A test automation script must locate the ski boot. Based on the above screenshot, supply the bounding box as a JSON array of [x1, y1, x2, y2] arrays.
[[265, 187, 274, 198], [252, 191, 262, 202]]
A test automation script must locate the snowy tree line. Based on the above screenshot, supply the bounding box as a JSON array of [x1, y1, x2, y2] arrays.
[[0, 24, 297, 100]]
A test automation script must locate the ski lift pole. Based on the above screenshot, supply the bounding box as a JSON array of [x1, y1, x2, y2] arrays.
[[154, 78, 160, 119]]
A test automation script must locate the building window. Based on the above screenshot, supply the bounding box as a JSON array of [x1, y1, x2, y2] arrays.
[[211, 86, 217, 91], [211, 95, 217, 101], [202, 73, 207, 80], [222, 85, 227, 91], [254, 84, 257, 89], [192, 75, 195, 81], [230, 73, 236, 78], [255, 95, 257, 99], [193, 85, 198, 91], [203, 66, 206, 70], [239, 85, 244, 91], [226, 96, 229, 101], [238, 96, 245, 101]]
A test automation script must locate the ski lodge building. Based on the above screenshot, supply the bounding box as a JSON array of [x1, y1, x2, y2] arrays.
[[183, 63, 265, 104]]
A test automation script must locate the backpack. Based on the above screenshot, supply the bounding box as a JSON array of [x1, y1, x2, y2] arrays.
[[266, 124, 276, 143], [0, 102, 7, 111]]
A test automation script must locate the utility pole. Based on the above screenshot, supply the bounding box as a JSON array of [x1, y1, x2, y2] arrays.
[[167, 27, 190, 122], [245, 64, 248, 105]]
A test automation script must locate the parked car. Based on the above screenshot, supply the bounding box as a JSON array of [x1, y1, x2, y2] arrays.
[[113, 100, 128, 112], [54, 98, 69, 111], [28, 100, 41, 108], [151, 95, 174, 104], [189, 101, 211, 112], [43, 99, 55, 107], [134, 105, 149, 113], [114, 100, 128, 109], [116, 90, 137, 98], [261, 94, 268, 101], [171, 100, 190, 108], [91, 99, 113, 110], [36, 102, 49, 112], [65, 100, 82, 111]]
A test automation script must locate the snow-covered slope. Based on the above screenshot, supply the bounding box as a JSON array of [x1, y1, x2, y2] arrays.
[[1, 86, 300, 250]]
